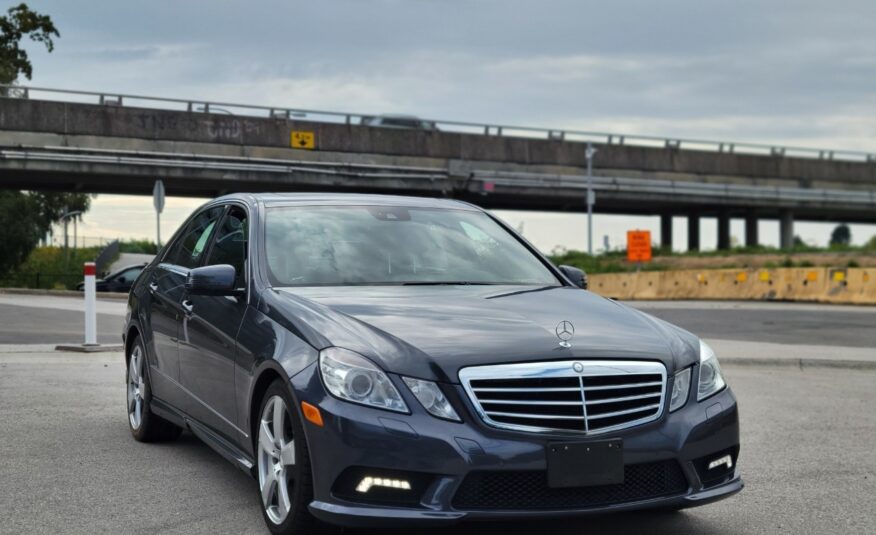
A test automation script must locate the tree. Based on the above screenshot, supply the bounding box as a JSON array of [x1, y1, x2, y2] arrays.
[[830, 224, 852, 247], [0, 5, 87, 278], [0, 192, 92, 275], [0, 3, 59, 85]]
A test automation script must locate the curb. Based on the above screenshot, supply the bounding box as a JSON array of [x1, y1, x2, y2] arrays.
[[55, 344, 125, 353], [0, 288, 128, 300], [721, 357, 876, 371]]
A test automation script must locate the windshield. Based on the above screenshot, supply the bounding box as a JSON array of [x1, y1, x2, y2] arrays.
[[265, 205, 559, 286]]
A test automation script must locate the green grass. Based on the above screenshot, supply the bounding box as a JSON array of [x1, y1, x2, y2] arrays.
[[548, 249, 668, 274], [0, 239, 159, 289], [549, 238, 876, 275]]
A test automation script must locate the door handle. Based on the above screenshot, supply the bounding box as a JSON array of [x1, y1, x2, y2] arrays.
[[181, 300, 194, 314], [148, 282, 158, 292]]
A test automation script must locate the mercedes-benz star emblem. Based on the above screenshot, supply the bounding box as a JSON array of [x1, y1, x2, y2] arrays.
[[555, 320, 575, 348]]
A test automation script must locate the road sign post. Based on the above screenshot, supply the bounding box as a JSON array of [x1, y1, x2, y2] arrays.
[[586, 143, 597, 255], [153, 180, 165, 248]]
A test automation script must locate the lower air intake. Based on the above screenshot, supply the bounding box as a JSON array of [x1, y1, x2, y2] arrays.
[[452, 460, 688, 510]]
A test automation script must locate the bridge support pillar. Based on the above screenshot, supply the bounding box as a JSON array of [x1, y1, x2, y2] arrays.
[[660, 214, 673, 251], [687, 214, 700, 252], [717, 212, 731, 250], [780, 210, 794, 249], [745, 214, 759, 248]]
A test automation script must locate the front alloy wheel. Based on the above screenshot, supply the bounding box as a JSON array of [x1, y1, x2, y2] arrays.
[[258, 395, 297, 524], [255, 380, 324, 534]]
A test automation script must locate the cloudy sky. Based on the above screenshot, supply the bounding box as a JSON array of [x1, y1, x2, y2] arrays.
[[23, 0, 876, 251]]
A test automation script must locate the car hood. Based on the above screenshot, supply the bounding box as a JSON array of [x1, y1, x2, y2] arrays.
[[267, 285, 699, 383]]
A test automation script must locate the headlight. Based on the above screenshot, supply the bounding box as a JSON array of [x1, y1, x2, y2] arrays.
[[319, 348, 408, 413], [697, 340, 726, 401], [669, 367, 691, 412], [402, 377, 461, 422]]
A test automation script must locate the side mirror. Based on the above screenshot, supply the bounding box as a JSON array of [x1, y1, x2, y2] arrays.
[[185, 264, 239, 296], [558, 265, 588, 290]]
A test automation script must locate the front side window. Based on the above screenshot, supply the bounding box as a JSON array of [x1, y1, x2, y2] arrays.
[[205, 206, 248, 289], [265, 205, 559, 286], [165, 206, 224, 269]]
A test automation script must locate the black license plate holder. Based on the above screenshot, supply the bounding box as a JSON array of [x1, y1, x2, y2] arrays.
[[546, 439, 624, 488]]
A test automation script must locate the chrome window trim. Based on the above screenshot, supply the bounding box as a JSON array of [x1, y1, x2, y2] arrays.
[[459, 360, 667, 436]]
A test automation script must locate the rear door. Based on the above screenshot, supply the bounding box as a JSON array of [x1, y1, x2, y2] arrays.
[[178, 204, 250, 442], [146, 206, 224, 406]]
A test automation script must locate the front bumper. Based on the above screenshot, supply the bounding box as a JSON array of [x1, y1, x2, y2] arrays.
[[289, 363, 742, 528]]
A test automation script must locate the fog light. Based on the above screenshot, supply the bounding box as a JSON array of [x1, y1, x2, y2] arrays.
[[355, 476, 412, 493], [708, 454, 733, 471]]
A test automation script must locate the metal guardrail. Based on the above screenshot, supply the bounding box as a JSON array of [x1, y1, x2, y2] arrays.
[[0, 145, 449, 181], [2, 145, 872, 207], [474, 170, 876, 205], [2, 84, 874, 163]]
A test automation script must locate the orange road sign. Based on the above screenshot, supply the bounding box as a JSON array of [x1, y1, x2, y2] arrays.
[[627, 230, 652, 263]]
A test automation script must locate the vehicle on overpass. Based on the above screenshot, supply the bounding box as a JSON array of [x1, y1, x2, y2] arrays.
[[122, 193, 741, 533], [360, 114, 438, 130], [76, 263, 146, 293]]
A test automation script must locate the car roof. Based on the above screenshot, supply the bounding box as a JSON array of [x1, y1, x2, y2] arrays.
[[213, 192, 481, 211]]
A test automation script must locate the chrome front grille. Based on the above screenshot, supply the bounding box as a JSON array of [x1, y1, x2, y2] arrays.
[[459, 360, 667, 435]]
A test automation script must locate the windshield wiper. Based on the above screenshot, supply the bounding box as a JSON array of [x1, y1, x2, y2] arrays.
[[400, 281, 499, 286]]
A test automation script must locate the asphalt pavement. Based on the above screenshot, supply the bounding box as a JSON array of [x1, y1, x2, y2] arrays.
[[0, 294, 125, 345], [0, 294, 874, 534]]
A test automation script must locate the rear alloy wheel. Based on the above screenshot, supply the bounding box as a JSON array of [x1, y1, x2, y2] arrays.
[[127, 345, 146, 430], [126, 336, 182, 442], [256, 381, 325, 534]]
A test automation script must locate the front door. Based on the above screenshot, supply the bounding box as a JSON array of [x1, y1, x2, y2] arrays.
[[178, 205, 249, 443], [147, 205, 225, 409]]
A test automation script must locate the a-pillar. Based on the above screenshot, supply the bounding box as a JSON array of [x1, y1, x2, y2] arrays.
[[687, 214, 700, 252], [745, 214, 759, 248], [660, 214, 673, 251], [717, 211, 731, 250], [780, 210, 794, 250]]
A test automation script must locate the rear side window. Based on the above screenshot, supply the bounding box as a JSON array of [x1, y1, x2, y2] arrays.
[[165, 206, 225, 269]]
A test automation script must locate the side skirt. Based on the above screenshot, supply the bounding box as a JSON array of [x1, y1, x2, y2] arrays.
[[150, 397, 256, 476]]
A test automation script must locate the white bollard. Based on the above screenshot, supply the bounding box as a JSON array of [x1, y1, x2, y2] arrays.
[[84, 262, 97, 346]]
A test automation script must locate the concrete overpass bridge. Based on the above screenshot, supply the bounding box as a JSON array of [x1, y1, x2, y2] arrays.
[[1, 86, 875, 250]]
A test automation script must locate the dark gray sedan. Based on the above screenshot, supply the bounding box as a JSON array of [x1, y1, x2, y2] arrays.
[[122, 193, 741, 534]]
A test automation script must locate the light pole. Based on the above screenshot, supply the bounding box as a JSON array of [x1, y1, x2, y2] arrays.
[[585, 143, 597, 255], [59, 209, 83, 262]]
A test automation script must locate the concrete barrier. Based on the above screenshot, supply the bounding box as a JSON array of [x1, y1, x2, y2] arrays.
[[589, 268, 876, 305]]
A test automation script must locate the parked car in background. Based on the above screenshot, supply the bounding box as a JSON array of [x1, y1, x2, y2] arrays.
[[123, 193, 741, 534], [76, 263, 146, 293], [360, 114, 438, 130]]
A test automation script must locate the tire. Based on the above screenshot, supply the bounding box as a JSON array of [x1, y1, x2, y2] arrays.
[[126, 335, 183, 442], [255, 380, 330, 534]]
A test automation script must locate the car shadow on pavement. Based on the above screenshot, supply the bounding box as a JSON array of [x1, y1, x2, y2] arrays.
[[354, 512, 737, 535]]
